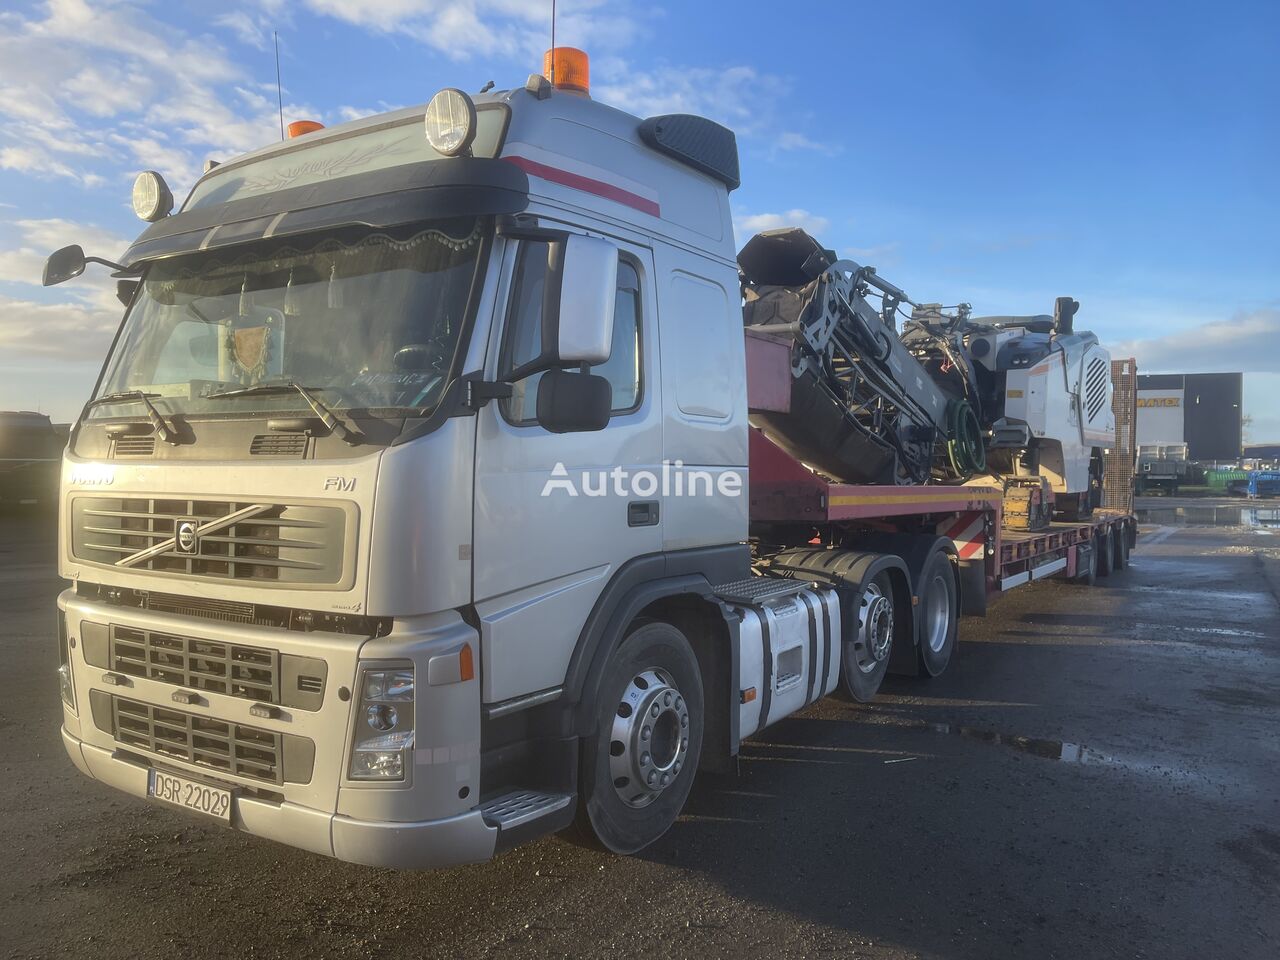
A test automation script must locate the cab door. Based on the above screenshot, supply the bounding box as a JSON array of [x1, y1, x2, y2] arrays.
[[471, 231, 662, 705]]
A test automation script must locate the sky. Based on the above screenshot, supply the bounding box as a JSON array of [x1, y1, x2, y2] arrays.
[[0, 0, 1277, 440]]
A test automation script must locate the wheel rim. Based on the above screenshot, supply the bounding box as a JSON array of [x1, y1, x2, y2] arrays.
[[924, 573, 951, 654], [609, 668, 690, 809], [853, 582, 894, 674]]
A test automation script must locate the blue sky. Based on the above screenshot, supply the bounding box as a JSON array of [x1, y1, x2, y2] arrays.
[[1, 0, 1277, 439]]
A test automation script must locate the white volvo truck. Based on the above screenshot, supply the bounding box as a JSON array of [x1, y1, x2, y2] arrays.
[[45, 49, 1136, 868]]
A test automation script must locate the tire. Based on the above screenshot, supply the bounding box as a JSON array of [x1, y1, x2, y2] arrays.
[[1112, 524, 1128, 571], [1096, 527, 1113, 578], [916, 551, 958, 677], [573, 620, 704, 855], [843, 571, 894, 701]]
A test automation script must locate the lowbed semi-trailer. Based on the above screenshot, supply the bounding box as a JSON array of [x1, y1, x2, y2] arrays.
[[43, 48, 1136, 868]]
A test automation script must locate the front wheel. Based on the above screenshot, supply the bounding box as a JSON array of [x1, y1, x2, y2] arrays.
[[917, 551, 959, 677], [574, 620, 704, 854]]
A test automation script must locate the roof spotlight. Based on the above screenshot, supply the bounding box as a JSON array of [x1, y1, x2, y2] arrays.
[[425, 88, 477, 157], [132, 170, 174, 222]]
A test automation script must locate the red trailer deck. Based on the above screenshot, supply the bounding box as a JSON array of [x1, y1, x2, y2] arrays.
[[748, 427, 1137, 611]]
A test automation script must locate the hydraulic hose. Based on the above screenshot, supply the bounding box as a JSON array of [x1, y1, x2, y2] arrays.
[[945, 399, 986, 478]]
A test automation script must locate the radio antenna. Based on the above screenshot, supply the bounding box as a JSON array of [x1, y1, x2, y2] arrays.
[[550, 0, 556, 84], [274, 31, 285, 140]]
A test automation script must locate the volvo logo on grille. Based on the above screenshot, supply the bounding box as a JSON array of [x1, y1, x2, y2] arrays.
[[175, 519, 199, 555]]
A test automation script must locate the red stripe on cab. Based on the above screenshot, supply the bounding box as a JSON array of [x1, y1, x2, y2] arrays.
[[503, 155, 661, 218]]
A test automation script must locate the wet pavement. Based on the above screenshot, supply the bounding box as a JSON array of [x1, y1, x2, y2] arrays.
[[1, 501, 1278, 959]]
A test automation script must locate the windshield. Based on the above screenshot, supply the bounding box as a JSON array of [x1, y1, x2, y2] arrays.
[[90, 218, 487, 420]]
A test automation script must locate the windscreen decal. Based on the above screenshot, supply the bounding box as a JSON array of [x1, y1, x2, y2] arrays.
[[502, 146, 660, 217]]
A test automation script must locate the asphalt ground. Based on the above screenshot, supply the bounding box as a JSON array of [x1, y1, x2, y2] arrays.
[[2, 498, 1278, 959]]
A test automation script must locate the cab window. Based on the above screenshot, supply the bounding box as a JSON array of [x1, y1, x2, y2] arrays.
[[500, 242, 642, 424]]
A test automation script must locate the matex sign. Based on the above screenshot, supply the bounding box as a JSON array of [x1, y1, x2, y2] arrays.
[[1136, 389, 1185, 445]]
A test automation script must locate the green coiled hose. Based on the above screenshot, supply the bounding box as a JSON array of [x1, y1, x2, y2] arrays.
[[945, 399, 986, 478]]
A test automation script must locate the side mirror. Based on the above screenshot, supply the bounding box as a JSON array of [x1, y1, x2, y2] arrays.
[[43, 245, 87, 286], [511, 234, 618, 380], [553, 234, 617, 365], [536, 369, 611, 433]]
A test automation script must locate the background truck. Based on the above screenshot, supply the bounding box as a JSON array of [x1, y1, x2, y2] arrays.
[[42, 47, 1136, 868], [0, 410, 62, 506], [1135, 443, 1188, 495]]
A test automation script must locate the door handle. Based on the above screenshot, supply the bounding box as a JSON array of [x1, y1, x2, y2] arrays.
[[628, 500, 659, 527]]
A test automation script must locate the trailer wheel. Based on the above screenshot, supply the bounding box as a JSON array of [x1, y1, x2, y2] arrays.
[[917, 552, 958, 677], [1111, 524, 1129, 571], [1096, 527, 1114, 578], [573, 620, 704, 855], [843, 571, 895, 701]]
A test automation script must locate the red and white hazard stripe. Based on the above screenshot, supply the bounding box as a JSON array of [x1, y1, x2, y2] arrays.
[[940, 512, 986, 560]]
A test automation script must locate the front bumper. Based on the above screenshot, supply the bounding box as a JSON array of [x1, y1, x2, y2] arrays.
[[62, 726, 498, 869]]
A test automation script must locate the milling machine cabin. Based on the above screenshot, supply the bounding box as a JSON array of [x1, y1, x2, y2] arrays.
[[903, 296, 1117, 522]]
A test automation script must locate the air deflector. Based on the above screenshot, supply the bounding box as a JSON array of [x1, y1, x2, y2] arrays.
[[639, 114, 740, 191]]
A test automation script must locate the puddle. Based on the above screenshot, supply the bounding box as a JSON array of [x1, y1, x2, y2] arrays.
[[1136, 505, 1280, 527], [923, 721, 1108, 763], [919, 722, 1212, 785]]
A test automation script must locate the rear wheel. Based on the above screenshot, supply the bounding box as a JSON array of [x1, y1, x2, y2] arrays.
[[1097, 527, 1114, 577], [1112, 524, 1129, 571], [917, 551, 958, 677], [574, 620, 704, 854], [843, 571, 894, 701]]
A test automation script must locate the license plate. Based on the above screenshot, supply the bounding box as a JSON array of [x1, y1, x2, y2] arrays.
[[148, 769, 233, 822]]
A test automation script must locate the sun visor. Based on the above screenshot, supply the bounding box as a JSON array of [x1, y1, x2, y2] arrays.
[[121, 157, 529, 267]]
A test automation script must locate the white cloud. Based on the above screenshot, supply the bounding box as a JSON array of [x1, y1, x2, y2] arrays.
[[1112, 307, 1280, 375], [0, 292, 120, 361], [595, 63, 769, 132], [776, 131, 837, 154], [296, 0, 640, 61], [0, 0, 248, 196], [215, 11, 272, 50], [734, 209, 830, 241], [843, 241, 901, 266]]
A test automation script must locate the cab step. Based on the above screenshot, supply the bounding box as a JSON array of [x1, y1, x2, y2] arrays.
[[480, 790, 573, 831]]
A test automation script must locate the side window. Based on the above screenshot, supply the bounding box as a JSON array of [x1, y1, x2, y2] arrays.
[[500, 242, 643, 424]]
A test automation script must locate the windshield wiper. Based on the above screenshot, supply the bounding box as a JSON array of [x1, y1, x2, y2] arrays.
[[86, 390, 180, 445], [205, 381, 362, 444]]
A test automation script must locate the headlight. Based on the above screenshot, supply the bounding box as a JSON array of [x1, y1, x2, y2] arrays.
[[350, 667, 414, 780], [57, 612, 75, 710], [424, 88, 477, 157]]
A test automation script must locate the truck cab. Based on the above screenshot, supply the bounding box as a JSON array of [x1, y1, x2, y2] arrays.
[[51, 54, 759, 865]]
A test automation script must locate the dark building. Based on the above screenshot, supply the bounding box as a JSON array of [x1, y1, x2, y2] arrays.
[[1137, 372, 1243, 461]]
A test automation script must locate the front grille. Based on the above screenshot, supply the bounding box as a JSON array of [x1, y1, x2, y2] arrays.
[[145, 594, 257, 623], [113, 436, 155, 456], [76, 582, 392, 637], [112, 696, 284, 784], [71, 496, 347, 585], [250, 433, 307, 456], [111, 625, 277, 703]]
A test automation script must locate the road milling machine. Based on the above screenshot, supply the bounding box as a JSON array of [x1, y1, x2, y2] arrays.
[[739, 228, 1116, 528]]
